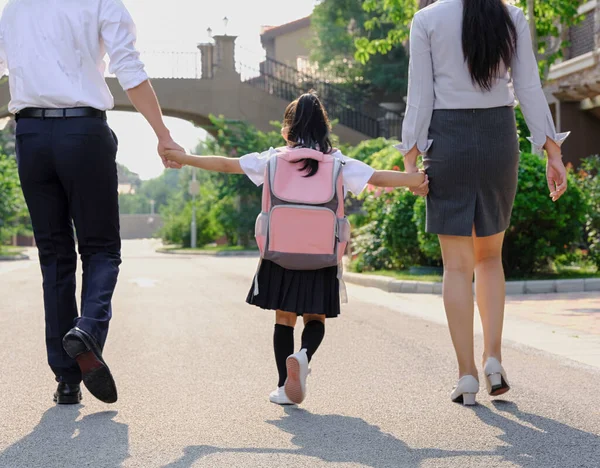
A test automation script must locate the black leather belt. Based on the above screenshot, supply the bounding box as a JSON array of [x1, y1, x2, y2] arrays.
[[16, 107, 107, 120]]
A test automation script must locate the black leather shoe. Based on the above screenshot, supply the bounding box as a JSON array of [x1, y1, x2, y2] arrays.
[[53, 383, 82, 405], [62, 327, 118, 404]]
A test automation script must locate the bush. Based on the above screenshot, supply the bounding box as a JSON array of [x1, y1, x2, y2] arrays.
[[412, 196, 442, 265], [201, 116, 283, 247], [160, 199, 218, 248], [352, 188, 420, 271], [0, 152, 27, 244], [346, 138, 398, 165], [503, 153, 586, 276], [579, 155, 600, 269]]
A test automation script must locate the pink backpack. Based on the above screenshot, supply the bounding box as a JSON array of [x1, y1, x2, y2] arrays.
[[253, 147, 350, 298]]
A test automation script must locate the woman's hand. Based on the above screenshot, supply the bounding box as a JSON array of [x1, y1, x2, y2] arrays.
[[546, 155, 567, 202], [404, 147, 429, 197]]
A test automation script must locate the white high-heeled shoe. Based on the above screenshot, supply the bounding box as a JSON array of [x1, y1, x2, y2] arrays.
[[484, 357, 510, 396], [450, 375, 479, 406]]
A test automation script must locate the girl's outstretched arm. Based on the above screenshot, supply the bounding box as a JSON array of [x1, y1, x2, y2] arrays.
[[368, 170, 426, 188], [165, 149, 244, 174]]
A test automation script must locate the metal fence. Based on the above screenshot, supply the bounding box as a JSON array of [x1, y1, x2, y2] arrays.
[[138, 51, 202, 79], [567, 10, 596, 59], [240, 57, 402, 139]]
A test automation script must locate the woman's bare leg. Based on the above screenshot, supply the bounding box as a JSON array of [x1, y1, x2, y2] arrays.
[[439, 234, 477, 379]]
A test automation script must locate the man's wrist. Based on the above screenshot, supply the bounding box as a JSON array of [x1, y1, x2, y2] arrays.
[[156, 127, 172, 142]]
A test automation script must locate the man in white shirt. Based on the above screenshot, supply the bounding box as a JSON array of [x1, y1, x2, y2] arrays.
[[0, 0, 182, 405]]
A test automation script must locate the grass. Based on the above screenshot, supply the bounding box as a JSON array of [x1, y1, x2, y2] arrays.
[[363, 270, 443, 283], [161, 244, 258, 253], [359, 265, 599, 282], [0, 246, 25, 258], [507, 265, 599, 281]]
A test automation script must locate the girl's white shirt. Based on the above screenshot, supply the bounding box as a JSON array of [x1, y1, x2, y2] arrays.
[[239, 148, 375, 196]]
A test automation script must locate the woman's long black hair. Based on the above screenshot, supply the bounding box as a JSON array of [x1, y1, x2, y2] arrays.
[[462, 0, 518, 91], [284, 91, 333, 177]]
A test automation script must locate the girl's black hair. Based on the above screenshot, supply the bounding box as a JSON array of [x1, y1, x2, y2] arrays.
[[284, 91, 333, 177], [462, 0, 518, 91]]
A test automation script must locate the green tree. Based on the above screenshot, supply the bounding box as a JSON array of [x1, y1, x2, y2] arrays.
[[519, 0, 583, 75], [0, 152, 26, 245], [201, 116, 284, 247], [579, 155, 600, 269], [0, 120, 29, 246], [311, 0, 409, 97], [116, 163, 142, 191], [355, 0, 583, 77]]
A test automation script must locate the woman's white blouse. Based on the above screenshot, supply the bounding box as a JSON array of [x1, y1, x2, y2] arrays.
[[239, 148, 375, 196], [397, 0, 569, 155]]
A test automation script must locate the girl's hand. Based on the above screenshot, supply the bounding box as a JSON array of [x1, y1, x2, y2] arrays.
[[546, 155, 567, 202], [165, 149, 187, 165]]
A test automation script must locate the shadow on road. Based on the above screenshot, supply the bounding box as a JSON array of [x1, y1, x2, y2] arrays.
[[471, 400, 600, 467], [0, 406, 129, 468], [163, 407, 485, 467]]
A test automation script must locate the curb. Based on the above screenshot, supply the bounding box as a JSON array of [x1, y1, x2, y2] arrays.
[[343, 272, 600, 296], [0, 254, 29, 262], [157, 248, 259, 258]]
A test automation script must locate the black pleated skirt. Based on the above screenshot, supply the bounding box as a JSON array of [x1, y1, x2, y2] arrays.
[[424, 106, 520, 237], [246, 260, 341, 318]]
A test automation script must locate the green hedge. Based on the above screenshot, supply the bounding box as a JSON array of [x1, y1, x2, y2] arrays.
[[577, 155, 600, 269], [352, 151, 589, 277], [503, 152, 586, 275]]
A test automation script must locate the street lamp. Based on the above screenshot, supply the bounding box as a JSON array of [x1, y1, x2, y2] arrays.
[[223, 16, 229, 35]]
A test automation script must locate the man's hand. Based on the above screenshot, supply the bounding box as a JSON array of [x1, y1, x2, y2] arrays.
[[157, 136, 184, 169]]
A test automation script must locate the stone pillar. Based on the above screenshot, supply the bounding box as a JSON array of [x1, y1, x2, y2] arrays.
[[197, 43, 214, 79], [213, 35, 240, 80]]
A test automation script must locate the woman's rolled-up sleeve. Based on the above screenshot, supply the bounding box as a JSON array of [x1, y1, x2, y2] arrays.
[[395, 13, 434, 156], [511, 9, 570, 153]]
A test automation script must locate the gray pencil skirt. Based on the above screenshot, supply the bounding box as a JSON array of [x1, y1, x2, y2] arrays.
[[423, 106, 520, 237]]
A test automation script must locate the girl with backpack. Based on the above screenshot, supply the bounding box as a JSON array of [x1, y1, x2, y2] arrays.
[[165, 92, 426, 405]]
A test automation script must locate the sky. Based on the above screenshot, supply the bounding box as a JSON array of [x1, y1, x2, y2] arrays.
[[1, 0, 318, 179]]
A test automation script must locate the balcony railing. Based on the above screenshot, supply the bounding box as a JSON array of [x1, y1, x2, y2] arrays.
[[566, 5, 597, 60]]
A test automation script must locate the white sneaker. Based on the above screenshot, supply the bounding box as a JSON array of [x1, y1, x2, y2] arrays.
[[269, 386, 295, 405], [450, 375, 479, 406], [285, 349, 310, 404]]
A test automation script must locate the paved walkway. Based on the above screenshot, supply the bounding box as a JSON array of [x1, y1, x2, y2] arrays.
[[0, 240, 598, 468]]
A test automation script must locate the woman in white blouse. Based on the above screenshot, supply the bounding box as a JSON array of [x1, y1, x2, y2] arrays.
[[397, 0, 569, 405]]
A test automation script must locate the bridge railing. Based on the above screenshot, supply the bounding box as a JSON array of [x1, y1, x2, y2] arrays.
[[138, 51, 203, 79], [124, 49, 403, 139], [239, 58, 402, 139]]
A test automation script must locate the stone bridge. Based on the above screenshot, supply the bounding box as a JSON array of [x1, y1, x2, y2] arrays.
[[0, 35, 379, 145]]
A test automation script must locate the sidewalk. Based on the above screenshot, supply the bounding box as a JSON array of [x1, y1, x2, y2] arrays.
[[506, 292, 600, 336], [349, 285, 600, 370]]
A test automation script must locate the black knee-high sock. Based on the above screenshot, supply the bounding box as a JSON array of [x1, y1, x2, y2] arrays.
[[274, 324, 294, 388], [301, 320, 325, 362]]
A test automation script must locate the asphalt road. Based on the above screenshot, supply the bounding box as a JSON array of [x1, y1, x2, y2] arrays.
[[1, 240, 598, 468]]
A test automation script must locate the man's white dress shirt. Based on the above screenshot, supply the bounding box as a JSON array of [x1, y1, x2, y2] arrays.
[[0, 0, 148, 114]]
